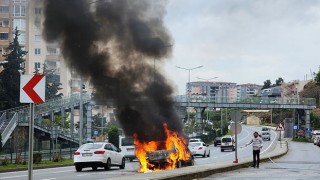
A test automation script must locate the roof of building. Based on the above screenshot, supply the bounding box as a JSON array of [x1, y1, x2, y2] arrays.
[[191, 81, 237, 85], [238, 83, 263, 86]]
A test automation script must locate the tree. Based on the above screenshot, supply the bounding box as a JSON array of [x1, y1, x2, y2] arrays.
[[275, 77, 284, 86], [108, 125, 119, 148], [300, 81, 320, 106], [314, 69, 320, 85], [0, 28, 27, 110], [262, 80, 272, 89]]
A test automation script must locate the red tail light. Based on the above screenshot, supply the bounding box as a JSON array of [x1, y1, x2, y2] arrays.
[[74, 151, 80, 155], [198, 147, 203, 150], [94, 150, 105, 154]]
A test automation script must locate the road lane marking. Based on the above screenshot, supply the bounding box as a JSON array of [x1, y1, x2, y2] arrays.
[[41, 178, 56, 180], [0, 175, 28, 179]]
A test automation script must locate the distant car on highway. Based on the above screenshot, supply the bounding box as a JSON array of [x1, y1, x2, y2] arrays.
[[189, 138, 203, 143], [214, 137, 222, 146], [188, 142, 210, 158], [314, 135, 320, 145], [220, 136, 235, 152], [261, 132, 271, 141], [261, 127, 270, 132], [74, 142, 125, 172]]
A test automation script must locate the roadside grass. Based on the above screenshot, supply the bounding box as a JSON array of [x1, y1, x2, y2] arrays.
[[292, 137, 312, 143], [0, 159, 73, 171]]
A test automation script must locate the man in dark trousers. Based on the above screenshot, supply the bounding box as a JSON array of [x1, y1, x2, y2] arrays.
[[245, 131, 263, 168]]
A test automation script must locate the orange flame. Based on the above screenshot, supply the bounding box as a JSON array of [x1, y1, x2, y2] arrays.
[[134, 123, 191, 172]]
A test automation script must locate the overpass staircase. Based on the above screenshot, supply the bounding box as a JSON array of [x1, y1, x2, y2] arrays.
[[0, 93, 91, 147]]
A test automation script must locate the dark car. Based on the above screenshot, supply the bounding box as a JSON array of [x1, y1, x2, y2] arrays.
[[214, 137, 222, 146], [262, 127, 270, 131]]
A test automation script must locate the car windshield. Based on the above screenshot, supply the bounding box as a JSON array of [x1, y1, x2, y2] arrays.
[[215, 137, 221, 140], [222, 138, 232, 142], [121, 138, 134, 146], [189, 142, 201, 147], [262, 132, 269, 135], [79, 143, 104, 150]]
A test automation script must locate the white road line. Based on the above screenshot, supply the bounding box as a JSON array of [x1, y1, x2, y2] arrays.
[[0, 175, 28, 179], [41, 178, 56, 180]]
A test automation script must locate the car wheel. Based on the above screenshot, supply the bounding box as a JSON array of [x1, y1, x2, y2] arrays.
[[221, 149, 224, 152], [202, 151, 206, 158], [207, 150, 210, 157], [75, 165, 82, 172], [189, 158, 195, 166], [119, 158, 125, 169], [214, 144, 217, 147], [129, 158, 133, 162], [104, 158, 111, 170], [92, 166, 98, 171]]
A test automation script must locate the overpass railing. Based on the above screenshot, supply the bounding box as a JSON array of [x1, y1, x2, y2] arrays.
[[175, 95, 316, 106]]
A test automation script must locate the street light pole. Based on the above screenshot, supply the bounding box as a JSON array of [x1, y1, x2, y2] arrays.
[[176, 65, 203, 131], [79, 76, 83, 146]]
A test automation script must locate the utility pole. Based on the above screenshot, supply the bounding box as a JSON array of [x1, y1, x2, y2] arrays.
[[79, 77, 83, 146]]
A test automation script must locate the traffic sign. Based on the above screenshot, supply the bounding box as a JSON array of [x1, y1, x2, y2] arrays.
[[20, 74, 45, 103], [306, 128, 312, 133], [293, 125, 298, 130], [94, 130, 99, 136], [276, 122, 285, 131], [230, 123, 242, 134]]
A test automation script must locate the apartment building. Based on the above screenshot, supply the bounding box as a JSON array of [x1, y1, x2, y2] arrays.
[[237, 83, 262, 98], [0, 0, 88, 96], [188, 81, 237, 98]]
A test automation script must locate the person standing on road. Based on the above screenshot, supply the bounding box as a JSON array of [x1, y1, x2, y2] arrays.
[[245, 131, 263, 168]]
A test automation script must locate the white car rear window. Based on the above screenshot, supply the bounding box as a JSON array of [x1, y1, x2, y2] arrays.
[[79, 143, 104, 150], [189, 142, 201, 147]]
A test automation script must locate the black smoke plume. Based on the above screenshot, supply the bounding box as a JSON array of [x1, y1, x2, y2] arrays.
[[43, 0, 182, 142]]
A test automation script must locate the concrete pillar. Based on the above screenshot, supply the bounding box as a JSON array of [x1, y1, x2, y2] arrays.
[[61, 108, 65, 129], [305, 109, 311, 139], [195, 107, 205, 136], [70, 106, 74, 135], [85, 103, 92, 140]]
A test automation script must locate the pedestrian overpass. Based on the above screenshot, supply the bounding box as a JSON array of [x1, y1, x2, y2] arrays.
[[175, 95, 316, 137], [0, 93, 92, 148]]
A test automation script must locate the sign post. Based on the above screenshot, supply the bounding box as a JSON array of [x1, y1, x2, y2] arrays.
[[230, 110, 242, 164], [20, 74, 45, 180], [276, 122, 285, 148]]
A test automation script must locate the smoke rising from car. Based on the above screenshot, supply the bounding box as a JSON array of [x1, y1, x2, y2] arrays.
[[42, 0, 182, 142]]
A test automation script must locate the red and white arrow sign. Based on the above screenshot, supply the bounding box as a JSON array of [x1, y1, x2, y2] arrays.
[[20, 74, 46, 103]]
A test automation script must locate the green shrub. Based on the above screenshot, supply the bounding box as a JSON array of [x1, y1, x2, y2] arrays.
[[292, 137, 310, 143], [1, 157, 9, 166], [108, 125, 119, 148]]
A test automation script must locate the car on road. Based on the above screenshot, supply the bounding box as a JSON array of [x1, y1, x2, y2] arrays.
[[188, 142, 210, 158], [220, 136, 235, 152], [189, 138, 203, 143], [262, 127, 270, 132], [214, 137, 222, 146], [74, 142, 125, 172], [261, 132, 271, 141], [314, 135, 320, 145], [146, 143, 194, 169], [119, 136, 136, 161]]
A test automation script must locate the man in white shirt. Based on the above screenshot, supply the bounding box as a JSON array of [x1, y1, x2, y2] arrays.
[[245, 131, 263, 168]]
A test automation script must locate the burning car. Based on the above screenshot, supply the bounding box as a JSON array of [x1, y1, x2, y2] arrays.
[[134, 123, 193, 172], [145, 143, 194, 170]]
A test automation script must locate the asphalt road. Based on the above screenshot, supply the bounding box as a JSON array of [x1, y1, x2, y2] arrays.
[[0, 125, 278, 180], [202, 140, 320, 180]]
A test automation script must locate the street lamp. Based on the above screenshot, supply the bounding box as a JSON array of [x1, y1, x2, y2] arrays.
[[176, 65, 203, 130]]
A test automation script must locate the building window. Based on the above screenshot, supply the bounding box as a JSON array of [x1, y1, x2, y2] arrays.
[[0, 6, 9, 13], [0, 33, 8, 40], [12, 5, 26, 17], [13, 0, 27, 3], [47, 47, 57, 54], [35, 8, 41, 15], [13, 19, 26, 30], [34, 35, 41, 41], [0, 19, 9, 27], [35, 48, 41, 55], [34, 62, 41, 69]]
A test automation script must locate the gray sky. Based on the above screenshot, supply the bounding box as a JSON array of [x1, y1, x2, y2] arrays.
[[162, 0, 320, 95]]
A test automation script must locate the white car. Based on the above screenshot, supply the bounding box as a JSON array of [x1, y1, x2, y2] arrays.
[[188, 142, 210, 158], [74, 142, 125, 172], [314, 135, 320, 145], [119, 136, 136, 161], [261, 132, 271, 141]]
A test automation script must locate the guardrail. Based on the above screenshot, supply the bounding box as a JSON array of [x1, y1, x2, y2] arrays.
[[0, 112, 5, 128]]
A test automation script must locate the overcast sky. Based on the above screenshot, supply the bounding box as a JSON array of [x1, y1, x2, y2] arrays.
[[162, 0, 320, 95]]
